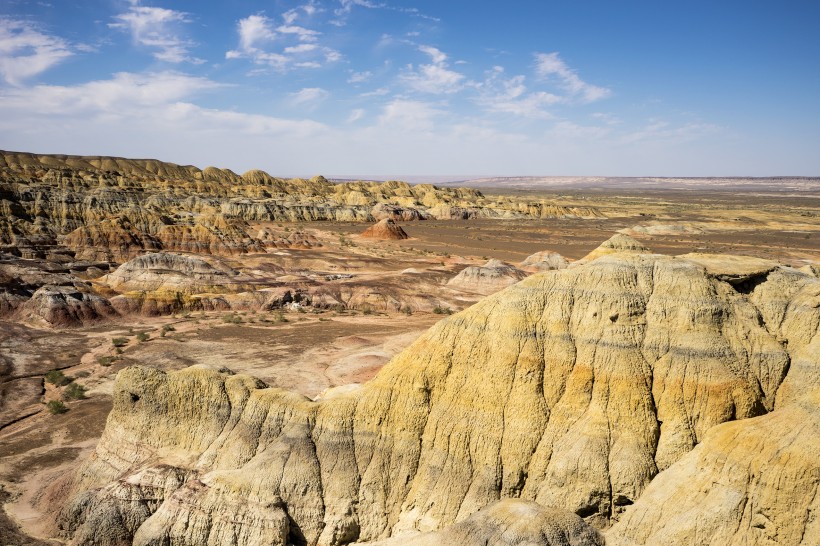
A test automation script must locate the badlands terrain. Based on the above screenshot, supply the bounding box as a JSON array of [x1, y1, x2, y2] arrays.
[[0, 151, 818, 545]]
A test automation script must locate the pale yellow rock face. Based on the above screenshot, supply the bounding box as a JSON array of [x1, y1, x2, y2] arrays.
[[362, 499, 604, 546], [60, 249, 820, 546], [607, 386, 820, 546]]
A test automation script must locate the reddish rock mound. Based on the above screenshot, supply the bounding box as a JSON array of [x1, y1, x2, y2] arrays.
[[360, 218, 409, 240]]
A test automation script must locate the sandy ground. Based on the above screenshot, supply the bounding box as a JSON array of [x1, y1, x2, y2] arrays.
[[0, 187, 818, 541]]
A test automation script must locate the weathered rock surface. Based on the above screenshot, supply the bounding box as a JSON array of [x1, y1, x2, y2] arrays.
[[578, 233, 649, 262], [18, 285, 116, 327], [103, 252, 249, 294], [364, 499, 604, 546], [520, 250, 570, 272], [446, 258, 528, 294], [360, 219, 409, 240], [607, 386, 820, 546], [57, 247, 820, 545], [0, 150, 600, 260]]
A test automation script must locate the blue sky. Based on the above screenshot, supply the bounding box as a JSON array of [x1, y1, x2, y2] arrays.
[[1, 0, 819, 177]]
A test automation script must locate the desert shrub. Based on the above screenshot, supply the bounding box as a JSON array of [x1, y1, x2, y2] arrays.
[[97, 356, 116, 367], [222, 313, 244, 324], [136, 332, 150, 342], [63, 382, 87, 400], [112, 337, 128, 348], [433, 306, 453, 315], [163, 324, 176, 332], [46, 400, 68, 414], [44, 369, 70, 386]]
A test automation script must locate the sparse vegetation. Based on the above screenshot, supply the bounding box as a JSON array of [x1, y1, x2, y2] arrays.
[[98, 355, 116, 367], [64, 382, 87, 400], [45, 369, 70, 386], [222, 313, 244, 324], [136, 332, 150, 342], [433, 306, 453, 315], [112, 337, 128, 348], [46, 400, 68, 414]]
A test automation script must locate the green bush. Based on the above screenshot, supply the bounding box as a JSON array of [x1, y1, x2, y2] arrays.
[[97, 355, 116, 367], [222, 313, 244, 324], [136, 332, 150, 342], [46, 400, 68, 415], [433, 306, 453, 315], [44, 369, 70, 386], [63, 382, 87, 400], [112, 337, 128, 348]]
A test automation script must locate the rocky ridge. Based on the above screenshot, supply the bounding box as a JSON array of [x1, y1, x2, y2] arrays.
[[54, 240, 820, 545], [360, 219, 409, 240], [0, 150, 602, 261]]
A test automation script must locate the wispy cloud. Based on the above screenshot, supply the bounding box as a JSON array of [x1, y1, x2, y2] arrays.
[[348, 70, 372, 84], [333, 0, 439, 24], [226, 13, 340, 71], [620, 119, 720, 144], [476, 66, 560, 119], [109, 1, 202, 64], [347, 108, 365, 122], [289, 87, 329, 109], [0, 17, 73, 85], [0, 71, 327, 140], [399, 45, 465, 94], [377, 99, 443, 131], [0, 71, 222, 115], [534, 52, 610, 103]]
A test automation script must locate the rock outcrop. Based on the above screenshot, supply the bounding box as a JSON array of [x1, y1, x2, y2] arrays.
[[608, 386, 820, 545], [18, 285, 116, 327], [365, 499, 605, 546], [446, 258, 528, 294], [520, 250, 570, 272], [0, 150, 602, 260], [579, 233, 649, 262], [103, 252, 248, 294], [57, 246, 820, 545], [360, 219, 409, 240]]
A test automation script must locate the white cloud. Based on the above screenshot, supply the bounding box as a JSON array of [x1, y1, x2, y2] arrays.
[[237, 14, 275, 51], [227, 14, 339, 71], [378, 99, 443, 131], [277, 25, 320, 42], [284, 43, 318, 54], [0, 71, 328, 168], [549, 120, 611, 140], [418, 45, 446, 64], [348, 70, 372, 83], [400, 45, 465, 94], [289, 87, 329, 107], [0, 17, 73, 85], [477, 66, 560, 119], [534, 52, 610, 103], [620, 119, 720, 144], [333, 0, 439, 25], [0, 71, 223, 115], [110, 2, 202, 64], [347, 108, 365, 122]]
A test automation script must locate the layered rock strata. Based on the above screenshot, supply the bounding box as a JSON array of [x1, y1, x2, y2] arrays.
[[58, 244, 820, 545], [0, 150, 601, 261], [360, 219, 409, 240], [447, 258, 528, 294]]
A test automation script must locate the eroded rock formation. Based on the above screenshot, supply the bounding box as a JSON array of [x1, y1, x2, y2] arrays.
[[56, 243, 820, 545], [0, 150, 601, 261], [360, 219, 409, 240], [446, 258, 528, 294]]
